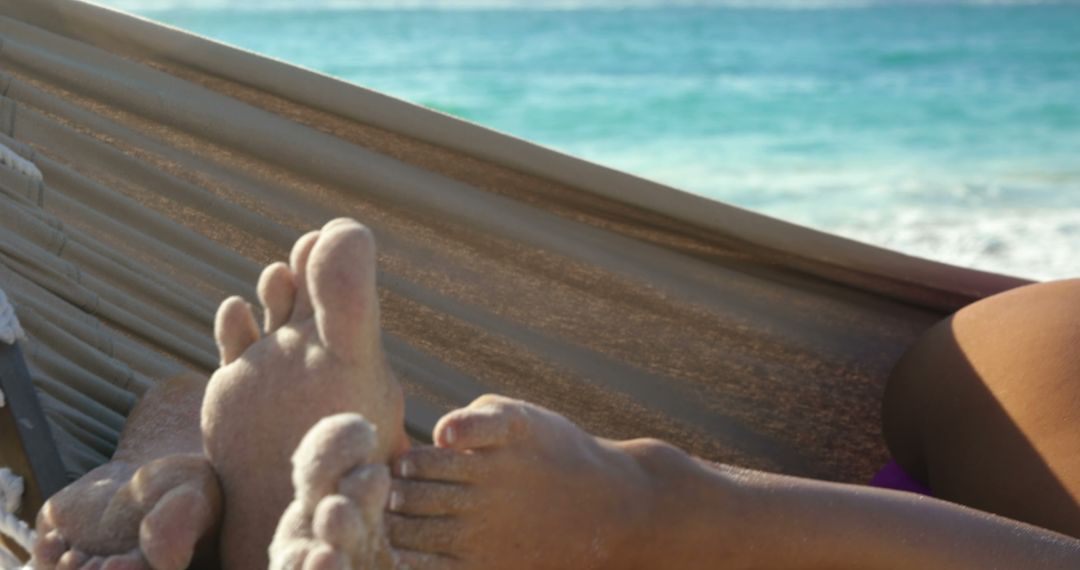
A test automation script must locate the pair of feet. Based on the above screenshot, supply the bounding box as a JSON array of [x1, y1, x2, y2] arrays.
[[32, 219, 676, 570]]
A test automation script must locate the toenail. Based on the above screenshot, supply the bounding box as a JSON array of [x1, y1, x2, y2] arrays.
[[397, 458, 413, 478], [390, 490, 403, 511], [444, 426, 457, 445]]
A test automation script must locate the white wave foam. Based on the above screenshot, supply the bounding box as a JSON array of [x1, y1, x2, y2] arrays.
[[806, 207, 1080, 281], [572, 142, 1080, 280]]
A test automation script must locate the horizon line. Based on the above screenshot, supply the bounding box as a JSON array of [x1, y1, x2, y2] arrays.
[[95, 0, 1078, 13]]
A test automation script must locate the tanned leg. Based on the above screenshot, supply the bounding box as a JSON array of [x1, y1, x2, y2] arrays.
[[201, 219, 407, 569], [884, 278, 1080, 537], [389, 394, 1080, 570]]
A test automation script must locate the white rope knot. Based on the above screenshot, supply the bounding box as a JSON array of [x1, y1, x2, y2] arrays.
[[0, 142, 42, 183], [0, 287, 26, 346], [0, 285, 36, 567], [0, 468, 35, 568], [0, 469, 23, 515]]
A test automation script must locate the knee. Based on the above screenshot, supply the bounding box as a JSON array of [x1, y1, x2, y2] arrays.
[[881, 278, 1080, 479]]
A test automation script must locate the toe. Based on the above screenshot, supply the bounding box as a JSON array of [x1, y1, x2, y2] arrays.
[[393, 447, 478, 484], [302, 544, 349, 570], [307, 218, 381, 362], [288, 230, 321, 322], [312, 495, 363, 551], [336, 466, 394, 566], [292, 414, 379, 511], [337, 465, 391, 523], [214, 296, 261, 366], [33, 529, 67, 566], [434, 398, 528, 450], [57, 550, 89, 570], [270, 539, 317, 570], [140, 486, 212, 570], [258, 261, 297, 332], [129, 454, 218, 503], [389, 480, 474, 517]]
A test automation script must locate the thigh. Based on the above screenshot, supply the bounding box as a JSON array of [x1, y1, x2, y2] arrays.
[[883, 279, 1080, 537]]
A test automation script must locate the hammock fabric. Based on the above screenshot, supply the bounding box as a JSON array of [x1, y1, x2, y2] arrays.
[[0, 0, 1027, 528]]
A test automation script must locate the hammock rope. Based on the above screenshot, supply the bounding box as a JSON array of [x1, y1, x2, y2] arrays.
[[0, 283, 26, 348], [0, 380, 36, 568], [0, 468, 35, 568], [0, 142, 41, 184], [1, 145, 38, 568]]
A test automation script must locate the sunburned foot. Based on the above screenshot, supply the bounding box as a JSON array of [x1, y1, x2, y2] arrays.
[[270, 414, 395, 570], [32, 453, 220, 570], [386, 395, 691, 570], [202, 218, 407, 569]]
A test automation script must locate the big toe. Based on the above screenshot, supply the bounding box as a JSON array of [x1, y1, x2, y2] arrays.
[[337, 464, 391, 527], [306, 218, 381, 362], [140, 486, 214, 570], [320, 466, 392, 569], [32, 530, 67, 567], [434, 394, 531, 450], [292, 414, 380, 512]]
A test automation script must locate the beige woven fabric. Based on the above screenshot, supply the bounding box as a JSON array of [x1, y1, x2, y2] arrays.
[[0, 0, 1027, 486]]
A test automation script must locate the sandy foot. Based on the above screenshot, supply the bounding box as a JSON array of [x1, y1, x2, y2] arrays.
[[270, 413, 396, 570], [202, 219, 406, 569], [32, 455, 220, 570], [386, 395, 657, 570]]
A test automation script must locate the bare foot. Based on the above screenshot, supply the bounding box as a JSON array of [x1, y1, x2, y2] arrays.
[[269, 413, 395, 570], [32, 454, 221, 570], [386, 395, 682, 570], [202, 219, 406, 569]]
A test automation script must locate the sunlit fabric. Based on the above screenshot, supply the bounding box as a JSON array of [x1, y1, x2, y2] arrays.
[[0, 0, 1025, 504]]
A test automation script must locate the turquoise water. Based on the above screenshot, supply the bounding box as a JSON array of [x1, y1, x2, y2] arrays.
[[105, 2, 1080, 279]]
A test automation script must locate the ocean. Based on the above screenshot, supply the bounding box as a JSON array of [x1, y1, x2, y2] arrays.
[[99, 1, 1080, 280]]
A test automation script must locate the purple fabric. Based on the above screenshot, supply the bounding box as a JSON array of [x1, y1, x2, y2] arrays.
[[870, 460, 932, 496]]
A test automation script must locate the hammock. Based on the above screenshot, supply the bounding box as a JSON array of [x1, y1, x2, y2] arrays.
[[0, 0, 1028, 553]]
